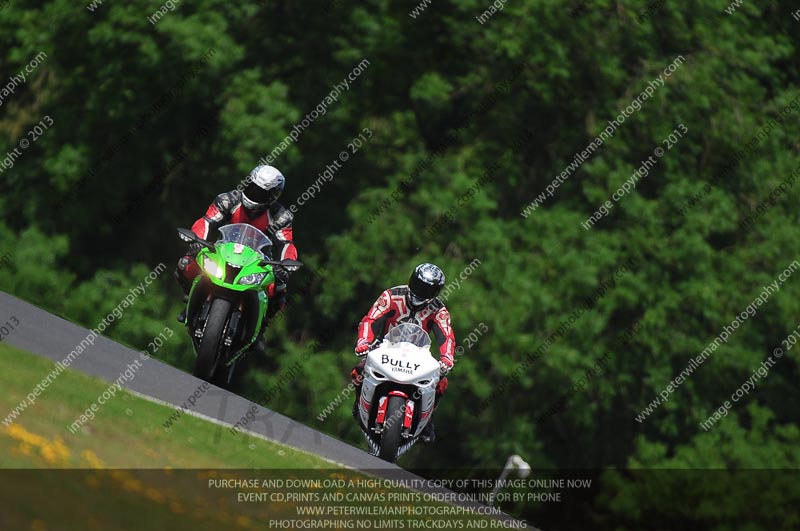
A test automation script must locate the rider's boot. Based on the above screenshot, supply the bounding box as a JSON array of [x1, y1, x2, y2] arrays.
[[422, 391, 443, 443], [177, 295, 188, 323], [174, 264, 192, 323], [251, 335, 266, 356], [421, 421, 436, 443], [350, 365, 365, 420]]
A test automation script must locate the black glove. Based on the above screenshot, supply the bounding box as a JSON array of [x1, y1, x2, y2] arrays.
[[274, 266, 289, 286], [187, 242, 204, 255]]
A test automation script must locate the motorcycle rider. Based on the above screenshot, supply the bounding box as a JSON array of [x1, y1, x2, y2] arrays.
[[174, 165, 297, 352], [351, 263, 455, 442]]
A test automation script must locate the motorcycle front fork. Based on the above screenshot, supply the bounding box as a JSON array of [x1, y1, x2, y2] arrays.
[[373, 395, 416, 438]]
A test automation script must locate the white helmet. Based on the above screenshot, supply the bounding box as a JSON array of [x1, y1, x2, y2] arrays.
[[242, 165, 285, 211]]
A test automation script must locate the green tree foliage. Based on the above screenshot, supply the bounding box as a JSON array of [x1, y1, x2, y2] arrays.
[[2, 0, 799, 526]]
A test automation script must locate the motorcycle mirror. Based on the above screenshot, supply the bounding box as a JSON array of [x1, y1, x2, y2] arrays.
[[176, 228, 215, 252], [259, 259, 304, 271], [280, 259, 304, 272], [177, 228, 195, 242]]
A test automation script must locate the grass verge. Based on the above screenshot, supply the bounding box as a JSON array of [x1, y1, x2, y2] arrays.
[[0, 344, 513, 530]]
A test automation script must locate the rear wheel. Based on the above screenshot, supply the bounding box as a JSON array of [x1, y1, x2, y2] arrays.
[[194, 298, 231, 380], [378, 396, 406, 463]]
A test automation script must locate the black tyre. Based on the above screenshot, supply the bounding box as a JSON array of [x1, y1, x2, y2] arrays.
[[194, 298, 231, 380], [211, 361, 235, 389], [378, 395, 406, 463]]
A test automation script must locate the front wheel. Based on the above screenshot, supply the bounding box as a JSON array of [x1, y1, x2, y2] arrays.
[[211, 361, 235, 389], [194, 298, 231, 380], [378, 396, 406, 463]]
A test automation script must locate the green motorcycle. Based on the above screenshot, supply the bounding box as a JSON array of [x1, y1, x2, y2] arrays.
[[177, 223, 302, 385]]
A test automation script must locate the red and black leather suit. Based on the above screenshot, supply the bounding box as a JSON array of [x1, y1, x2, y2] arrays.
[[353, 286, 455, 399], [175, 189, 297, 302]]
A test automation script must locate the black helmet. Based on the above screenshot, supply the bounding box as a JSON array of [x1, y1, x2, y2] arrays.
[[408, 263, 445, 308]]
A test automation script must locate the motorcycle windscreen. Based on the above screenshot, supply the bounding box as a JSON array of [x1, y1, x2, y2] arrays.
[[385, 323, 431, 348], [216, 224, 272, 257]]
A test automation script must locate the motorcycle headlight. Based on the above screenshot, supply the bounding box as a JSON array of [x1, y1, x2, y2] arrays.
[[238, 273, 267, 285], [201, 256, 224, 279]]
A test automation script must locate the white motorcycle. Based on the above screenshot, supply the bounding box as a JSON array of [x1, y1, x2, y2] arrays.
[[356, 323, 441, 463]]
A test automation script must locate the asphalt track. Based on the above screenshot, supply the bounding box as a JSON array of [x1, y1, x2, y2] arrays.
[[0, 291, 536, 530]]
